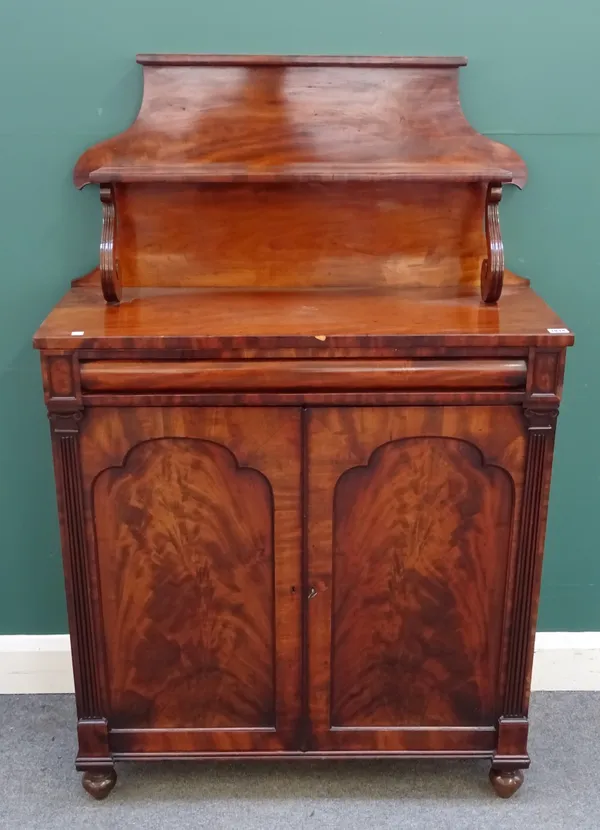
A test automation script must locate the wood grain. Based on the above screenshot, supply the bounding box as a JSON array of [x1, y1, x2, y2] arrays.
[[307, 406, 526, 751], [81, 391, 527, 409], [79, 407, 302, 750], [33, 285, 573, 352], [504, 409, 558, 719], [35, 53, 574, 793], [49, 410, 104, 719], [79, 359, 527, 393], [71, 55, 527, 305], [113, 182, 493, 290], [90, 164, 514, 184], [109, 725, 496, 756], [94, 438, 274, 729], [74, 60, 526, 188], [49, 408, 113, 769], [48, 356, 75, 397], [331, 438, 513, 727], [136, 55, 469, 68]]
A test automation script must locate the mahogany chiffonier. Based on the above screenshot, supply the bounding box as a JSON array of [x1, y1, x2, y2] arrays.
[[34, 54, 573, 800]]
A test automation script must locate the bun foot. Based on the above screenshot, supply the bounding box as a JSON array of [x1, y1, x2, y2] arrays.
[[82, 768, 117, 800], [489, 767, 524, 799]]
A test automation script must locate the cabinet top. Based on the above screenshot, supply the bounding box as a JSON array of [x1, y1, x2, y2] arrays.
[[134, 54, 469, 67], [74, 55, 526, 189], [33, 281, 573, 352]]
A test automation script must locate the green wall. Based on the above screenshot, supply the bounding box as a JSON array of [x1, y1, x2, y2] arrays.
[[1, 1, 598, 633]]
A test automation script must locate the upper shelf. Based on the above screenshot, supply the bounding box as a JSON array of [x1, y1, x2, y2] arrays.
[[74, 54, 527, 189], [88, 162, 514, 185]]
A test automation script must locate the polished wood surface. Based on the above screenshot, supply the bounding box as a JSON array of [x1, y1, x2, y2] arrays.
[[489, 768, 525, 799], [34, 284, 572, 351], [91, 164, 515, 184], [79, 407, 301, 749], [113, 182, 493, 290], [480, 184, 504, 303], [99, 186, 121, 304], [307, 406, 525, 751], [79, 359, 527, 393], [35, 54, 572, 798], [82, 769, 117, 801], [74, 58, 525, 188], [109, 727, 497, 757], [136, 55, 470, 67], [72, 55, 528, 304], [95, 439, 274, 729]]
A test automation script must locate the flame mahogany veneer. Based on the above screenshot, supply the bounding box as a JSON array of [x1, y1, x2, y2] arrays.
[[34, 55, 573, 801]]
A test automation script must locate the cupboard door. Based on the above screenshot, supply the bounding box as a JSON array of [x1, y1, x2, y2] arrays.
[[307, 407, 526, 753], [79, 407, 301, 754]]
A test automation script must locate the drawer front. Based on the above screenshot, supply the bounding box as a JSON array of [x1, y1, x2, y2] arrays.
[[80, 359, 527, 393]]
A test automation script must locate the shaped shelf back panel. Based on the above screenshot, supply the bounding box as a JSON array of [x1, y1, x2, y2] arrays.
[[74, 56, 527, 297]]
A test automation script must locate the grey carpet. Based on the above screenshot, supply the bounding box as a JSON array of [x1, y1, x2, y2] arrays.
[[0, 693, 598, 829]]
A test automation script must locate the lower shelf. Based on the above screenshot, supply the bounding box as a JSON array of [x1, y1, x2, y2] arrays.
[[98, 725, 499, 760], [89, 749, 498, 764]]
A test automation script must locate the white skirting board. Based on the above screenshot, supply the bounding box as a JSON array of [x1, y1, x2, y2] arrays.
[[0, 633, 599, 694], [0, 635, 75, 694]]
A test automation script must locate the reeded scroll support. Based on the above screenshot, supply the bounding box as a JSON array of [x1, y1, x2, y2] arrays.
[[100, 185, 121, 305], [480, 183, 504, 304]]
